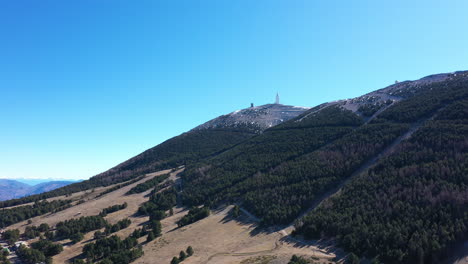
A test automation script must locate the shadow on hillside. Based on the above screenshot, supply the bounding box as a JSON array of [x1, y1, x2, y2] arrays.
[[83, 237, 95, 243], [218, 208, 255, 225], [441, 240, 468, 264], [69, 253, 87, 264], [62, 241, 75, 247], [248, 223, 289, 237], [215, 206, 279, 237], [280, 235, 345, 259]]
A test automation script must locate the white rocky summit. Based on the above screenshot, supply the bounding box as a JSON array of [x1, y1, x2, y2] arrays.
[[193, 103, 310, 133]]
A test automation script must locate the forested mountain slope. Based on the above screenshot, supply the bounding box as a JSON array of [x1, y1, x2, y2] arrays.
[[0, 103, 307, 208], [91, 104, 309, 185], [0, 70, 466, 264], [181, 72, 468, 263], [182, 73, 465, 216], [295, 96, 468, 263]]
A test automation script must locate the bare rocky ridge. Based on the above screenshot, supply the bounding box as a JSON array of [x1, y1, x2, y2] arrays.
[[192, 104, 310, 133], [300, 70, 468, 120]]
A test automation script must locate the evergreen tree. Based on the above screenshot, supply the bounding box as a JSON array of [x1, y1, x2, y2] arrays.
[[186, 246, 193, 256], [179, 251, 186, 261], [288, 255, 308, 264], [38, 223, 49, 232], [347, 253, 360, 264], [232, 205, 240, 218], [70, 232, 84, 244], [2, 229, 20, 245], [146, 231, 155, 242], [152, 220, 162, 237], [72, 259, 85, 264]]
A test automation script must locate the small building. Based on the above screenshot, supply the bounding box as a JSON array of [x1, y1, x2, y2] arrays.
[[14, 241, 28, 250], [1, 247, 10, 255]]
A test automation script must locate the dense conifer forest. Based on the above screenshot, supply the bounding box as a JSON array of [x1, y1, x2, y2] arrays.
[[176, 207, 210, 227], [99, 203, 128, 217], [181, 106, 364, 214], [296, 98, 468, 263], [55, 216, 108, 240], [138, 188, 177, 216], [181, 74, 468, 263], [181, 103, 412, 224], [82, 235, 143, 264]]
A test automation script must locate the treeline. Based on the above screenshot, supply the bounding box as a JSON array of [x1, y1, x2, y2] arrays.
[[357, 100, 391, 117], [149, 179, 174, 196], [0, 200, 72, 228], [138, 188, 177, 216], [82, 235, 143, 264], [1, 229, 20, 244], [24, 223, 50, 239], [177, 207, 209, 227], [105, 218, 131, 234], [273, 105, 363, 130], [55, 215, 107, 241], [295, 97, 468, 261], [126, 173, 170, 195], [99, 203, 127, 217], [83, 215, 160, 264], [17, 245, 48, 264], [376, 75, 468, 123]]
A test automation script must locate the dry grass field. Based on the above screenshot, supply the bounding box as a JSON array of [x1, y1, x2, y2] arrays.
[[136, 206, 339, 264], [5, 168, 340, 264], [7, 169, 173, 233]]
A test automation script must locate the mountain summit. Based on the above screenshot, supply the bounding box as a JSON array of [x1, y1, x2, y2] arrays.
[[193, 104, 310, 133]]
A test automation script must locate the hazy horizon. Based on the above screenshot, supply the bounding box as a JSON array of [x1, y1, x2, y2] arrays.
[[0, 177, 81, 186]]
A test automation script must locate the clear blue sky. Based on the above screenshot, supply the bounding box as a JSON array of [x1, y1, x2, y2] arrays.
[[1, 0, 467, 180]]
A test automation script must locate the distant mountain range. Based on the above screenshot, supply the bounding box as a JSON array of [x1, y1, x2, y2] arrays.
[[0, 179, 78, 201]]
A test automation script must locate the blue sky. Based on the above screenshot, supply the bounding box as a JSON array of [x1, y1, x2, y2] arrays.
[[1, 0, 467, 180]]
